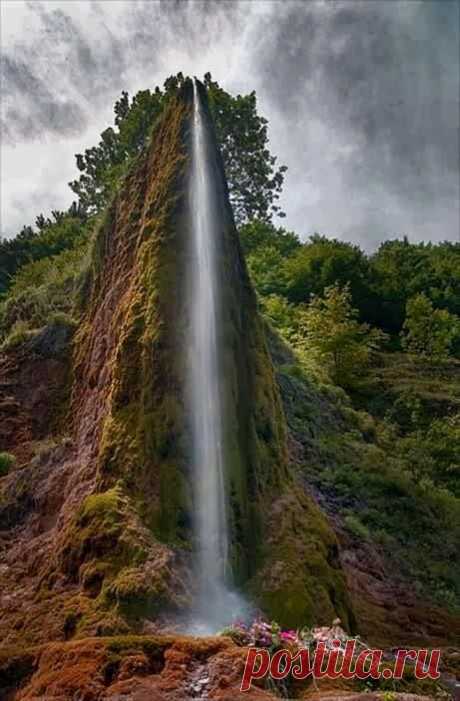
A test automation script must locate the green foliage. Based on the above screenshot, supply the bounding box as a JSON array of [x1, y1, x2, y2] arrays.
[[0, 244, 88, 343], [205, 74, 287, 225], [283, 234, 372, 309], [246, 246, 288, 297], [239, 220, 300, 257], [369, 237, 460, 334], [243, 231, 460, 347], [69, 72, 286, 226], [259, 295, 299, 343], [0, 211, 87, 295], [294, 284, 387, 387], [401, 293, 459, 360], [0, 453, 16, 477], [395, 414, 460, 496], [274, 341, 460, 612], [69, 88, 167, 214], [240, 221, 300, 298]]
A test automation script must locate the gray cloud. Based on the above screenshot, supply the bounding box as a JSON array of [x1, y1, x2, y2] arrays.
[[1, 1, 127, 143], [1, 0, 243, 144], [254, 0, 459, 245], [1, 0, 458, 247], [1, 54, 87, 141]]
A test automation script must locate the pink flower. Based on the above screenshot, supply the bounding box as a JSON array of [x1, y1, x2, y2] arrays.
[[280, 630, 297, 641]]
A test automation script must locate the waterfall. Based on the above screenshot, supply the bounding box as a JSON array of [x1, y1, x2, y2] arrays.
[[187, 81, 233, 631]]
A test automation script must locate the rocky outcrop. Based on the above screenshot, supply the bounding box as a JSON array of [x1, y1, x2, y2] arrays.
[[0, 319, 74, 464], [0, 80, 352, 654]]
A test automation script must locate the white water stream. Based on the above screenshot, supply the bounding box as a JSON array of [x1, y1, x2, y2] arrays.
[[188, 81, 238, 631]]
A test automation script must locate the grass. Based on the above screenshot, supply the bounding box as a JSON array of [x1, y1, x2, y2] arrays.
[[0, 241, 88, 346]]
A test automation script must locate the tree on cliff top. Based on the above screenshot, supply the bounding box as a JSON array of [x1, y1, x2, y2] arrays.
[[69, 72, 287, 226]]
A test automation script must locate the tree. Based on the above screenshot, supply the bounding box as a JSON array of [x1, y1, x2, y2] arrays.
[[239, 219, 300, 257], [397, 414, 460, 495], [369, 238, 460, 334], [70, 73, 287, 226], [401, 293, 459, 360], [259, 294, 299, 343], [282, 235, 373, 315], [69, 87, 167, 214], [0, 210, 87, 295], [296, 284, 387, 386], [245, 246, 288, 297], [368, 237, 422, 333], [204, 74, 287, 225], [239, 220, 300, 299]]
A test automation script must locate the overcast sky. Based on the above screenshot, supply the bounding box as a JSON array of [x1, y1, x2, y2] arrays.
[[1, 0, 459, 249]]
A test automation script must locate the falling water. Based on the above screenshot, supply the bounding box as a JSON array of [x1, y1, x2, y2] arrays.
[[187, 81, 235, 632]]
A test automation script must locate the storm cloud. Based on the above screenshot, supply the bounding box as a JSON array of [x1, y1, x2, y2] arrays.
[[253, 1, 459, 245], [1, 0, 458, 247]]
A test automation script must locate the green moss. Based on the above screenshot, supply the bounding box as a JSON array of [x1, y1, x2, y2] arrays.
[[0, 452, 16, 477], [359, 660, 448, 697], [0, 321, 38, 351], [106, 635, 169, 658], [251, 486, 353, 629], [78, 488, 121, 525], [71, 94, 192, 556], [102, 565, 171, 620], [66, 84, 354, 634], [59, 486, 147, 584]]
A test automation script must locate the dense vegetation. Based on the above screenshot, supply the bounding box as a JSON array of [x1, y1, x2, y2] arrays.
[[1, 74, 459, 612]]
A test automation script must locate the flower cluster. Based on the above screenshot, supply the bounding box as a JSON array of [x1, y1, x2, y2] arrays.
[[220, 617, 349, 652]]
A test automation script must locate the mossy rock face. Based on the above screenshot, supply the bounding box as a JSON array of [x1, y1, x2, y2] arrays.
[[58, 487, 145, 580], [248, 487, 353, 629], [67, 80, 353, 629]]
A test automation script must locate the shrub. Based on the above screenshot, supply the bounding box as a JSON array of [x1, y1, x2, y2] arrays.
[[0, 245, 88, 343], [401, 293, 460, 360], [0, 320, 37, 352], [294, 284, 387, 387], [0, 452, 16, 476], [343, 513, 370, 540], [259, 294, 299, 342]]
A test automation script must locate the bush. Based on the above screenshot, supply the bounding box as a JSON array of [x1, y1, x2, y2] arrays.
[[0, 213, 88, 295], [259, 294, 300, 342], [343, 513, 370, 540], [0, 245, 88, 343], [0, 320, 37, 352], [401, 293, 460, 360], [294, 284, 387, 387], [0, 452, 16, 476]]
